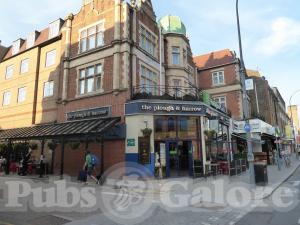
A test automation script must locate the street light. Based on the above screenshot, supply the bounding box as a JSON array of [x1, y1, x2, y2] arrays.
[[236, 0, 255, 184]]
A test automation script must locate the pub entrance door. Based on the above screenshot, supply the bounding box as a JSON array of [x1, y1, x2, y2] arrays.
[[166, 140, 193, 177]]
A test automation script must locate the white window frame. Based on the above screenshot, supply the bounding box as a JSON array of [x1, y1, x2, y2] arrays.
[[12, 39, 21, 55], [79, 20, 105, 53], [212, 70, 225, 86], [20, 58, 29, 74], [17, 87, 26, 103], [5, 65, 14, 80], [49, 20, 60, 39], [43, 81, 54, 98], [140, 64, 158, 95], [172, 47, 180, 65], [213, 96, 227, 109], [45, 49, 56, 67], [78, 64, 103, 95], [2, 91, 11, 106], [139, 23, 156, 56]]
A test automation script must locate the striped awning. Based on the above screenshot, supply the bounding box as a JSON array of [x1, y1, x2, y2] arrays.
[[0, 117, 120, 140]]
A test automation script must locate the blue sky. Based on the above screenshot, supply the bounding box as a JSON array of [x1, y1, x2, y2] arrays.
[[1, 0, 300, 107]]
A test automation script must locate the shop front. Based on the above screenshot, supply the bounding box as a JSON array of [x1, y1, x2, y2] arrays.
[[125, 100, 231, 178]]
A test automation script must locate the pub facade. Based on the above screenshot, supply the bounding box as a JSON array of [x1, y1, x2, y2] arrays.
[[0, 0, 232, 178]]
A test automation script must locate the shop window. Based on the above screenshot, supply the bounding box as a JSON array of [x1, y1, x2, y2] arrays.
[[179, 117, 188, 132], [155, 118, 163, 132], [168, 117, 175, 131]]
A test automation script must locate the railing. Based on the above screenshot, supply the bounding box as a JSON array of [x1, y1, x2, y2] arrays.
[[132, 85, 231, 116], [132, 85, 201, 101]]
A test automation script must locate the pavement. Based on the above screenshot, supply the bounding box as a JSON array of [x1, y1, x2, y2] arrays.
[[0, 154, 299, 225]]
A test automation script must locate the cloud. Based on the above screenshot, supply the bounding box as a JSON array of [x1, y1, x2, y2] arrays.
[[255, 17, 300, 56]]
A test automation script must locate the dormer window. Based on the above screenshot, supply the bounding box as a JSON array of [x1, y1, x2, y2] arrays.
[[84, 0, 93, 5], [49, 19, 62, 39], [26, 31, 38, 49], [12, 39, 21, 55]]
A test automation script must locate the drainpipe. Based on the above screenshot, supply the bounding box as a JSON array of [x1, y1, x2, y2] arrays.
[[62, 14, 73, 102], [32, 47, 41, 125], [129, 7, 134, 99]]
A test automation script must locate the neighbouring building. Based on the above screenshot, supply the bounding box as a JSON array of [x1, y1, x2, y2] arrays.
[[194, 49, 249, 121], [0, 0, 234, 178], [288, 105, 300, 135]]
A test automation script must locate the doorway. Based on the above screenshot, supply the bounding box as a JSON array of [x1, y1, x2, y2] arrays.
[[166, 140, 192, 177]]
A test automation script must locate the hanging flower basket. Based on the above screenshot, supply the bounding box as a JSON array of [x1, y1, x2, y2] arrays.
[[48, 141, 58, 150], [69, 141, 80, 150], [204, 130, 216, 141], [141, 128, 152, 137]]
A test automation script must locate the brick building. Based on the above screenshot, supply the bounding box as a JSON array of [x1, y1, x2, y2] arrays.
[[194, 49, 249, 121], [0, 0, 234, 178], [247, 70, 290, 136]]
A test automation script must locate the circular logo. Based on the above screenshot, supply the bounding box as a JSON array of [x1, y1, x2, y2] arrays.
[[98, 162, 156, 224]]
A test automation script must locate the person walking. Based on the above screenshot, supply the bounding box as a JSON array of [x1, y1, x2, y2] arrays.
[[83, 151, 98, 185]]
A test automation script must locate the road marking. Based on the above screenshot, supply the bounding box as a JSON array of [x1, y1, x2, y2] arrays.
[[298, 218, 300, 224]]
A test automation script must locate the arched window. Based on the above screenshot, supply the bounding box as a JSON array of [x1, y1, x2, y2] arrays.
[[155, 118, 163, 132]]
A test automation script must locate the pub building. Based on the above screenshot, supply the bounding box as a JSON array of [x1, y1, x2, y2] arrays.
[[0, 0, 231, 178]]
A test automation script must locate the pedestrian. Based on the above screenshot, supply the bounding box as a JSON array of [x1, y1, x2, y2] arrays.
[[20, 149, 32, 176], [39, 154, 45, 178], [82, 150, 98, 185]]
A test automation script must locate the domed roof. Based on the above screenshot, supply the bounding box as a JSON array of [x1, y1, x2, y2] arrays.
[[158, 15, 186, 36]]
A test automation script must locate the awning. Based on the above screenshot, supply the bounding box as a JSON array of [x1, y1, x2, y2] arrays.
[[0, 117, 121, 141], [231, 133, 264, 144]]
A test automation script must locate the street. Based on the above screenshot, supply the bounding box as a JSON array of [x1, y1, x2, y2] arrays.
[[0, 163, 299, 225]]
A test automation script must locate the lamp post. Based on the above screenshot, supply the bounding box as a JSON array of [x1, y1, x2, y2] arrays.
[[289, 90, 300, 155], [236, 0, 255, 184]]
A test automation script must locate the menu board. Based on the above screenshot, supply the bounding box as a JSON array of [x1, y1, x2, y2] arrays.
[[138, 137, 151, 165]]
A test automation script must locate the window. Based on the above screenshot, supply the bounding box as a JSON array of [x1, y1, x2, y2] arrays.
[[78, 64, 103, 95], [168, 117, 176, 132], [139, 25, 156, 56], [79, 22, 105, 53], [173, 79, 182, 97], [212, 71, 225, 85], [172, 47, 180, 65], [17, 87, 26, 103], [45, 49, 56, 67], [213, 96, 226, 109], [140, 65, 158, 94], [26, 32, 36, 49], [43, 81, 54, 97], [49, 20, 60, 39], [12, 39, 21, 55], [2, 91, 11, 106], [20, 59, 29, 74], [5, 65, 14, 79]]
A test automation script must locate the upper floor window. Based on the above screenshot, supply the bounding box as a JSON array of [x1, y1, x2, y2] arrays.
[[140, 65, 158, 94], [140, 25, 156, 56], [26, 31, 38, 49], [212, 71, 225, 86], [43, 81, 54, 97], [17, 87, 26, 103], [12, 39, 21, 55], [20, 59, 29, 74], [2, 91, 11, 106], [49, 20, 61, 39], [172, 47, 180, 65], [79, 22, 105, 53], [213, 96, 226, 109], [45, 49, 56, 67], [78, 64, 103, 95], [5, 65, 14, 79]]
